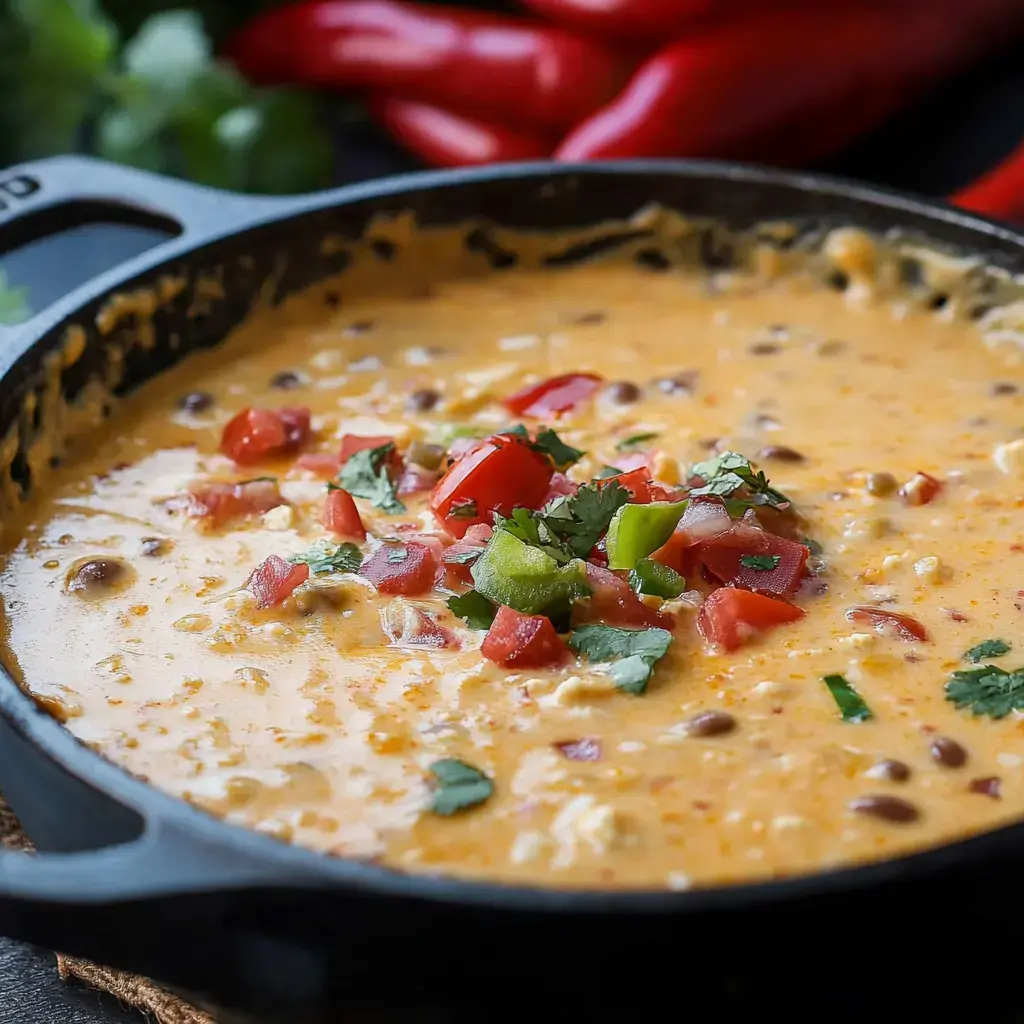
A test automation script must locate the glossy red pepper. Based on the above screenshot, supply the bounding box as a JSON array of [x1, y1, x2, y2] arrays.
[[951, 139, 1024, 223], [556, 4, 1024, 165], [369, 97, 553, 168], [225, 0, 635, 134], [503, 373, 603, 419]]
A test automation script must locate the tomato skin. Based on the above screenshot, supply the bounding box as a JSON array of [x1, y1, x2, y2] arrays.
[[600, 467, 652, 503], [185, 479, 283, 524], [696, 521, 810, 597], [221, 407, 311, 464], [246, 555, 310, 609], [430, 434, 553, 538], [321, 487, 367, 540], [503, 373, 602, 418], [575, 562, 675, 629], [360, 541, 438, 595], [845, 605, 929, 641], [481, 605, 570, 668], [697, 587, 804, 652]]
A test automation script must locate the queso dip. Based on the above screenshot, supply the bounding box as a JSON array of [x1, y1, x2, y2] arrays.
[[1, 220, 1023, 890]]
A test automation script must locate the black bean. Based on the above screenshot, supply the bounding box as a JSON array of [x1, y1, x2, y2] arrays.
[[849, 794, 920, 823], [827, 270, 850, 291], [749, 341, 781, 356], [140, 537, 168, 557], [865, 472, 898, 497], [653, 373, 697, 396], [576, 312, 606, 326], [370, 238, 397, 260], [757, 445, 805, 463], [870, 759, 911, 783], [991, 382, 1018, 396], [344, 320, 374, 336], [406, 388, 441, 413], [684, 710, 736, 737], [605, 381, 642, 404], [815, 339, 846, 357], [66, 558, 128, 594], [930, 736, 968, 768], [270, 370, 303, 390], [178, 391, 213, 413], [928, 292, 949, 311], [969, 776, 1001, 799], [324, 291, 341, 309]]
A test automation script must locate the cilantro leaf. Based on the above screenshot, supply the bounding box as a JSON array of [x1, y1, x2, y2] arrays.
[[493, 507, 574, 564], [447, 590, 497, 630], [338, 442, 405, 514], [690, 450, 791, 510], [569, 624, 673, 695], [531, 426, 585, 471], [429, 758, 493, 815], [628, 558, 685, 599], [945, 665, 1024, 719], [616, 432, 659, 452], [963, 639, 1011, 664], [739, 554, 781, 571], [558, 480, 630, 558], [289, 540, 362, 575], [822, 674, 872, 722]]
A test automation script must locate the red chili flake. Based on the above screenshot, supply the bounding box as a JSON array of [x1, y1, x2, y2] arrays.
[[554, 738, 601, 762], [941, 608, 969, 622], [969, 776, 1001, 799], [692, 800, 711, 811]]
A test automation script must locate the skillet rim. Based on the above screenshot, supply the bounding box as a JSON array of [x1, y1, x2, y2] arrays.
[[2, 155, 1024, 915]]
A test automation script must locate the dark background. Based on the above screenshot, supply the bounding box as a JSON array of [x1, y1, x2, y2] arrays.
[[0, 44, 1022, 1024]]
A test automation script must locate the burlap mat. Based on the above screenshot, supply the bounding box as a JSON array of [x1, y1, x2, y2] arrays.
[[0, 794, 216, 1024]]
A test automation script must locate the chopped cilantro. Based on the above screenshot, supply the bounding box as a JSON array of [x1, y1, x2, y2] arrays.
[[531, 426, 585, 471], [690, 450, 791, 510], [448, 498, 478, 519], [445, 548, 483, 566], [616, 432, 659, 452], [963, 639, 1011, 664], [945, 665, 1024, 719], [447, 590, 497, 630], [739, 554, 781, 571], [493, 507, 574, 564], [569, 624, 673, 695], [289, 540, 363, 575], [337, 442, 405, 514], [822, 674, 872, 722], [428, 758, 494, 815], [628, 558, 685, 598]]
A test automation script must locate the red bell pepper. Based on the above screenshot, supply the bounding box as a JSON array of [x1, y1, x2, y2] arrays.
[[225, 0, 635, 134], [951, 139, 1024, 224], [502, 372, 603, 418]]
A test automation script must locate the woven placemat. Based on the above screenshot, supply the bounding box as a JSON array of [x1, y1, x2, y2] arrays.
[[0, 794, 215, 1024]]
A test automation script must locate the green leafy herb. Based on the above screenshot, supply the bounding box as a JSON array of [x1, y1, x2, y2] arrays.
[[628, 558, 685, 599], [0, 272, 30, 326], [429, 758, 494, 816], [945, 665, 1024, 719], [690, 450, 792, 510], [447, 590, 497, 630], [616, 432, 659, 452], [803, 536, 824, 557], [569, 624, 673, 695], [448, 498, 478, 519], [531, 426, 585, 471], [289, 540, 362, 575], [963, 639, 1011, 664], [338, 442, 405, 515], [595, 465, 624, 479], [493, 507, 575, 564], [823, 674, 873, 723], [739, 554, 781, 571]]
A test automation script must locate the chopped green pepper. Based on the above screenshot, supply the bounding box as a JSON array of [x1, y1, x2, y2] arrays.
[[605, 500, 687, 570], [470, 529, 590, 616], [628, 558, 685, 599]]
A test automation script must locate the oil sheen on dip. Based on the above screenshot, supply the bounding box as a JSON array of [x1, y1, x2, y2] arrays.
[[1, 224, 1023, 892]]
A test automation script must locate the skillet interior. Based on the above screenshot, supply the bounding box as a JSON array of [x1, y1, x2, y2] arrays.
[[1, 159, 1024, 1018]]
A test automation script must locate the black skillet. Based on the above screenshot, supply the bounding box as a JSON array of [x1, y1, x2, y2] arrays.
[[0, 157, 1023, 1023]]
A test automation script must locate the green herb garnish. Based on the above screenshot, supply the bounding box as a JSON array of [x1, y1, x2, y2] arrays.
[[739, 554, 781, 571], [289, 540, 363, 575], [338, 442, 405, 514], [945, 665, 1024, 719], [616, 432, 659, 452], [628, 558, 685, 599], [690, 451, 792, 510], [823, 674, 873, 722], [963, 639, 1011, 664], [569, 624, 673, 695], [429, 758, 494, 815], [531, 426, 585, 471], [447, 590, 497, 630], [445, 548, 483, 566]]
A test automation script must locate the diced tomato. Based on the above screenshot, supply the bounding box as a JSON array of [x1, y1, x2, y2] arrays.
[[845, 606, 929, 641], [359, 541, 438, 595], [649, 483, 686, 502], [220, 407, 311, 464], [588, 537, 609, 568], [339, 434, 403, 473], [899, 471, 943, 507], [381, 601, 459, 649], [321, 487, 366, 540], [696, 521, 810, 597], [294, 453, 342, 478], [430, 433, 553, 538], [599, 467, 652, 503], [245, 555, 309, 609], [185, 479, 284, 525], [503, 373, 603, 419], [397, 463, 442, 495], [575, 563, 675, 629], [543, 472, 579, 505], [437, 524, 492, 589], [649, 495, 732, 575], [481, 605, 569, 669], [697, 587, 804, 652]]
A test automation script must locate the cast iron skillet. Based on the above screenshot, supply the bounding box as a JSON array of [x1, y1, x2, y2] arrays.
[[0, 156, 1023, 1022]]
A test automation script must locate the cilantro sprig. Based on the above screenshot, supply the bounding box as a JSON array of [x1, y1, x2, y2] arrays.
[[946, 664, 1024, 719], [739, 554, 781, 571], [337, 442, 405, 514], [823, 674, 872, 722], [569, 624, 673, 695], [690, 451, 792, 511], [428, 758, 493, 815], [447, 590, 497, 630], [289, 540, 363, 575], [506, 424, 584, 471], [963, 639, 1011, 664]]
